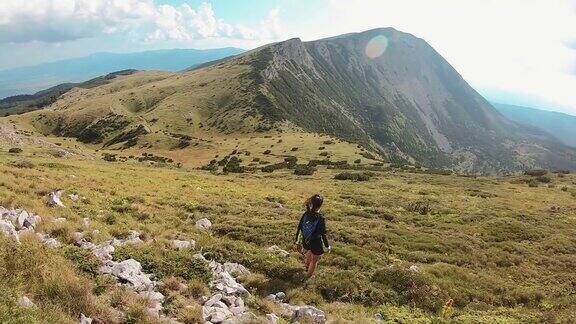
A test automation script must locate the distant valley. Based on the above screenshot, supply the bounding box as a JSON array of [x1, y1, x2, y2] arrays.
[[0, 48, 244, 99], [492, 102, 576, 148]]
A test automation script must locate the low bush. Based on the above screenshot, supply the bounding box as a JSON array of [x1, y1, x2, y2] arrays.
[[61, 246, 102, 277], [8, 160, 35, 169], [294, 164, 316, 176], [524, 169, 548, 176], [8, 148, 22, 154], [334, 172, 374, 181], [114, 244, 212, 282], [406, 199, 434, 215]]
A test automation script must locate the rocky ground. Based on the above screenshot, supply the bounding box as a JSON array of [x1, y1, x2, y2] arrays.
[[0, 193, 327, 323]]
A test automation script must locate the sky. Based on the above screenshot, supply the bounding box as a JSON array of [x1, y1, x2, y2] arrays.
[[1, 0, 576, 115]]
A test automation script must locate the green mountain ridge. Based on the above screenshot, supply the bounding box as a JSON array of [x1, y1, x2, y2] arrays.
[[6, 28, 576, 174], [492, 102, 576, 148]]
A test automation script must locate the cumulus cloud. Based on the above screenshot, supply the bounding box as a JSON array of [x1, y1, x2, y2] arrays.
[[0, 0, 282, 44]]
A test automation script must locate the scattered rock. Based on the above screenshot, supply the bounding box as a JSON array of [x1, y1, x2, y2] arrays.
[[203, 306, 233, 323], [266, 313, 279, 324], [92, 243, 115, 261], [140, 290, 165, 318], [288, 305, 326, 323], [18, 296, 35, 308], [54, 217, 67, 224], [205, 293, 223, 307], [223, 262, 250, 277], [275, 292, 286, 302], [195, 218, 212, 230], [172, 239, 195, 250], [99, 259, 156, 292], [49, 191, 65, 208], [38, 233, 60, 248], [69, 194, 80, 202], [79, 314, 93, 324], [0, 219, 19, 242], [409, 265, 420, 273], [267, 245, 290, 258], [82, 218, 90, 228]]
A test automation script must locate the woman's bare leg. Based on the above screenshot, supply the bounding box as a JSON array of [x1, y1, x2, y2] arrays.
[[307, 254, 320, 277], [304, 250, 312, 269]]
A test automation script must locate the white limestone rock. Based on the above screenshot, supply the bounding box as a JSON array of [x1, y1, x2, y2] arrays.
[[267, 245, 290, 258], [266, 313, 279, 324], [18, 296, 35, 308], [79, 313, 92, 324], [172, 239, 195, 250], [195, 218, 212, 230], [49, 191, 65, 208], [99, 259, 155, 292], [0, 219, 19, 242]]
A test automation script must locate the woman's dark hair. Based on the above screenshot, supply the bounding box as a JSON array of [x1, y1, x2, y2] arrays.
[[305, 194, 324, 213]]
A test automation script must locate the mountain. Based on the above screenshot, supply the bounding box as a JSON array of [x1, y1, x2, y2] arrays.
[[492, 102, 576, 148], [0, 48, 244, 99], [8, 28, 576, 173]]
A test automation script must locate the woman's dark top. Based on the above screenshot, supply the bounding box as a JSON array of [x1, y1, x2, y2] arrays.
[[295, 211, 329, 255]]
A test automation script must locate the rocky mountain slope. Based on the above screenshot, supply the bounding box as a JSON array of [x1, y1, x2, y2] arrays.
[[249, 28, 576, 173], [8, 28, 576, 173]]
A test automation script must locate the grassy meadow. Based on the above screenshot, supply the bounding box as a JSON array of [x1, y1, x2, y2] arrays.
[[0, 144, 575, 323]]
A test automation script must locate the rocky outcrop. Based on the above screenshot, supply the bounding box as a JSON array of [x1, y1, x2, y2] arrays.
[[0, 207, 56, 246], [267, 292, 327, 323], [99, 259, 157, 292]]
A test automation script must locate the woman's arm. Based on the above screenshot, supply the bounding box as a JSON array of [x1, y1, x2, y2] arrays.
[[320, 217, 330, 248], [294, 213, 304, 243]]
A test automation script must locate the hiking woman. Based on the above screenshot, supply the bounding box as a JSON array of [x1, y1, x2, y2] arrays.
[[294, 194, 331, 277]]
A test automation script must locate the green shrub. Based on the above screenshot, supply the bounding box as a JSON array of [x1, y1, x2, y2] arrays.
[[406, 199, 434, 215], [61, 246, 101, 277], [8, 160, 35, 169], [294, 164, 316, 176], [371, 266, 443, 312], [8, 148, 22, 154], [102, 153, 117, 162], [535, 175, 552, 183], [114, 245, 212, 282], [524, 169, 547, 176], [334, 172, 374, 181]]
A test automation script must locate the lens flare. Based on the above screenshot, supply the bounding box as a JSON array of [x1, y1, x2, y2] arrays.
[[365, 35, 389, 59]]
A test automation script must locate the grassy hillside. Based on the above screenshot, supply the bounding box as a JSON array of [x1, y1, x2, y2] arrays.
[[493, 103, 576, 148], [8, 28, 575, 174], [0, 70, 138, 117], [0, 145, 574, 323]]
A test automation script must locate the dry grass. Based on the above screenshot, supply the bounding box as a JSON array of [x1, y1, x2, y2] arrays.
[[0, 146, 574, 322]]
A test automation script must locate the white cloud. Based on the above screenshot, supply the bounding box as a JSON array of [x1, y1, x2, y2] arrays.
[[0, 0, 282, 44]]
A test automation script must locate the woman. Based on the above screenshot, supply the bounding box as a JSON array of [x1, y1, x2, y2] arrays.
[[294, 194, 331, 277]]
